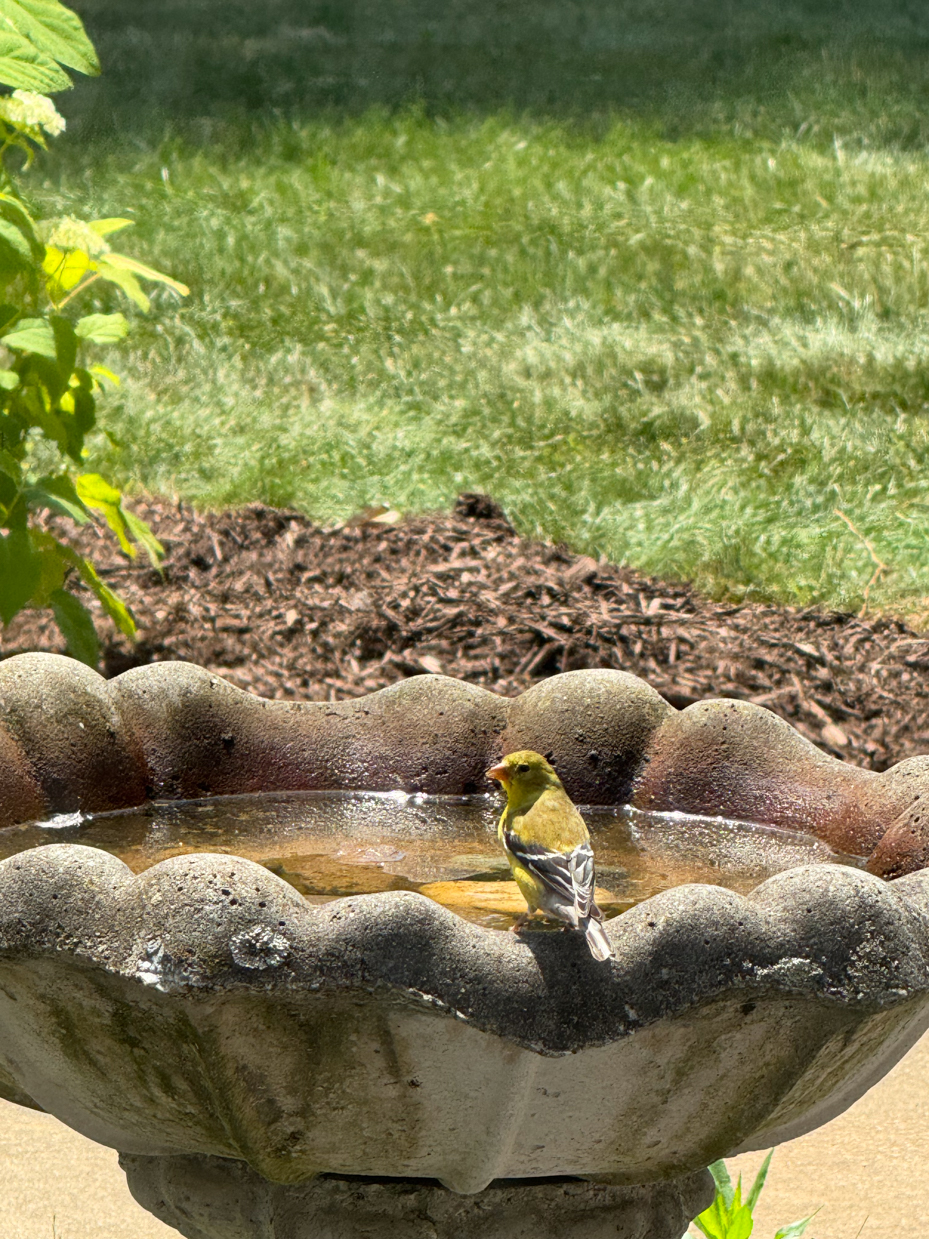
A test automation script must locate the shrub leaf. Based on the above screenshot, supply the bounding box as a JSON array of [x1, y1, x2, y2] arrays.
[[75, 311, 128, 343], [0, 0, 98, 77], [50, 586, 98, 664], [2, 313, 55, 355]]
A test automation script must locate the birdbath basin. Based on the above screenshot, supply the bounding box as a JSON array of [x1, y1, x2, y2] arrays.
[[0, 789, 852, 928], [2, 653, 929, 1239]]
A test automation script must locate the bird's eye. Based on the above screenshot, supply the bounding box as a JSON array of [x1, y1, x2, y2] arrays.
[[516, 763, 530, 773]]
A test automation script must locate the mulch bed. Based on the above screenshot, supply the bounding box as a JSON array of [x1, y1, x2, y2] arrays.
[[5, 493, 929, 772]]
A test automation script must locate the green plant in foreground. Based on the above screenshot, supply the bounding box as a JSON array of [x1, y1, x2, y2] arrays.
[[689, 1156, 817, 1239], [0, 0, 186, 665]]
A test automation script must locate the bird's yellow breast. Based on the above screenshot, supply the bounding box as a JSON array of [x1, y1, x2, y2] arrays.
[[500, 786, 589, 852], [507, 856, 544, 910]]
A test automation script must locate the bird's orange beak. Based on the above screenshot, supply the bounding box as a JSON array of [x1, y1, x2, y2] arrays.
[[485, 763, 508, 785]]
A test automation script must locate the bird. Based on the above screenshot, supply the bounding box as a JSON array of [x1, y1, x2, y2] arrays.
[[485, 750, 614, 961]]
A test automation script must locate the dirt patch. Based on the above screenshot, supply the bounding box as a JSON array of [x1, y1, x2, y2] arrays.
[[4, 494, 929, 772]]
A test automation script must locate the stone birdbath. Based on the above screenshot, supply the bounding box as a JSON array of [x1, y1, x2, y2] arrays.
[[2, 652, 929, 1239]]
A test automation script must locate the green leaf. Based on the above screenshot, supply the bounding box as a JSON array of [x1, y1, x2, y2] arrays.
[[726, 1206, 753, 1239], [0, 193, 41, 245], [75, 311, 128, 343], [0, 368, 19, 388], [65, 380, 94, 432], [0, 29, 69, 91], [25, 472, 89, 522], [708, 1162, 735, 1210], [693, 1197, 730, 1239], [77, 555, 134, 636], [88, 217, 133, 237], [0, 446, 20, 477], [88, 363, 119, 387], [102, 250, 189, 297], [29, 402, 70, 452], [0, 0, 99, 76], [50, 312, 75, 374], [123, 506, 164, 569], [0, 217, 32, 271], [75, 470, 133, 555], [692, 1216, 721, 1237], [0, 195, 41, 275], [2, 315, 55, 356], [744, 1152, 772, 1213], [95, 258, 148, 310], [74, 470, 120, 507], [30, 531, 64, 601], [691, 1168, 758, 1239], [0, 526, 39, 622], [23, 485, 86, 521], [42, 242, 95, 296], [774, 1214, 818, 1239], [49, 531, 134, 635], [50, 587, 98, 665]]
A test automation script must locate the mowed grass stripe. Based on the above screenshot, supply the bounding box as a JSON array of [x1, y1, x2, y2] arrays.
[[31, 112, 929, 615]]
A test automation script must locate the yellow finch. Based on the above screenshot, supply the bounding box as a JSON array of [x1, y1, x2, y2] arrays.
[[485, 750, 614, 961]]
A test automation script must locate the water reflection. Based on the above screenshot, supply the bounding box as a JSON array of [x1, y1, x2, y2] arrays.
[[0, 792, 861, 930]]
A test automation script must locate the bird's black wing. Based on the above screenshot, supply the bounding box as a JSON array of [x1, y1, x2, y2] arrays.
[[503, 831, 596, 920], [567, 840, 597, 920]]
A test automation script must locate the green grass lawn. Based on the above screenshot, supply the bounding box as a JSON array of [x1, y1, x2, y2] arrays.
[[29, 0, 929, 617]]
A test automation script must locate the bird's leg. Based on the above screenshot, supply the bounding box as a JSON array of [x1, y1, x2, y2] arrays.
[[510, 911, 533, 934]]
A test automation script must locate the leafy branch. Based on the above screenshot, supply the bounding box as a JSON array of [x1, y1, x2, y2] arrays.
[[0, 0, 187, 665]]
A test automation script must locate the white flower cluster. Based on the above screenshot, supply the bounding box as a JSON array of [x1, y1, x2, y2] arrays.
[[0, 90, 66, 137]]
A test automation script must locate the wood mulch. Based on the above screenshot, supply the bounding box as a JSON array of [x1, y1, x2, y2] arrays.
[[4, 493, 929, 772]]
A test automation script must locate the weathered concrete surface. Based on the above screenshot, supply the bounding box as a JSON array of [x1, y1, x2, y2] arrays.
[[864, 760, 929, 878], [4, 652, 929, 871], [120, 1157, 713, 1239], [111, 663, 507, 799], [0, 717, 43, 830], [2, 654, 929, 1236], [0, 652, 148, 822], [501, 668, 673, 802], [634, 701, 929, 863], [0, 845, 928, 1197], [631, 698, 875, 853], [10, 1029, 929, 1239]]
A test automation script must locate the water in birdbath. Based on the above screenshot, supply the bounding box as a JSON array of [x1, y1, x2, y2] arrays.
[[0, 792, 860, 930]]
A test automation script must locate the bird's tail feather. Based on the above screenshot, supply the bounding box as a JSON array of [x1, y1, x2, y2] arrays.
[[583, 916, 614, 962]]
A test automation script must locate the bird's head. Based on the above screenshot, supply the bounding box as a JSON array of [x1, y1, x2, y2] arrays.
[[486, 750, 563, 798]]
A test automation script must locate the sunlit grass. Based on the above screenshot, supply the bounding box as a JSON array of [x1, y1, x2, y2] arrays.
[[30, 87, 929, 615]]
